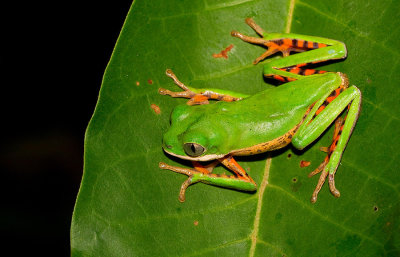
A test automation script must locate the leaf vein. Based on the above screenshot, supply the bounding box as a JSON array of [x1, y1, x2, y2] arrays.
[[181, 238, 249, 257], [268, 184, 385, 248], [126, 195, 255, 225], [205, 0, 256, 11], [256, 238, 286, 256]]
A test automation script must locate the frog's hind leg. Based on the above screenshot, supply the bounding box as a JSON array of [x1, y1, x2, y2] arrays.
[[272, 65, 328, 82], [231, 18, 330, 64], [232, 18, 347, 83], [308, 117, 344, 203], [263, 42, 347, 83], [291, 74, 361, 203]]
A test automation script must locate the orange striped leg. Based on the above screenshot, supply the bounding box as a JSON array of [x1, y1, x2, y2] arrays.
[[308, 86, 347, 122], [301, 83, 347, 203], [232, 18, 329, 64], [270, 64, 328, 82], [308, 115, 346, 203]]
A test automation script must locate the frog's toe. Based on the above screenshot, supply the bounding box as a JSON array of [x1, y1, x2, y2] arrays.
[[328, 173, 341, 198], [308, 158, 328, 177]]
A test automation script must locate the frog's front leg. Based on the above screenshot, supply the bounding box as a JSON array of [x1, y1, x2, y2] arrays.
[[291, 74, 361, 203], [158, 69, 248, 105], [159, 155, 257, 202]]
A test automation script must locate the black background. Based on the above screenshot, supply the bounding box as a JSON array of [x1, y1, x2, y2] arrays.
[[1, 1, 132, 255]]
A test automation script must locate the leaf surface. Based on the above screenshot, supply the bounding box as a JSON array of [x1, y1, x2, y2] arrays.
[[71, 0, 400, 256]]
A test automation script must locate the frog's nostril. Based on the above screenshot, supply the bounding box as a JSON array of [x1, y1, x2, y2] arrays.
[[162, 138, 173, 149]]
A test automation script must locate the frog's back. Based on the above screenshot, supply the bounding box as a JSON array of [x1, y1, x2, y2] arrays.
[[207, 73, 340, 151]]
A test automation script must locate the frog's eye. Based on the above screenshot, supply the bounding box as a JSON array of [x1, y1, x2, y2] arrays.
[[183, 143, 205, 157]]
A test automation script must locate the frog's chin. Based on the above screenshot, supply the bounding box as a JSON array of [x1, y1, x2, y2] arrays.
[[163, 149, 226, 162]]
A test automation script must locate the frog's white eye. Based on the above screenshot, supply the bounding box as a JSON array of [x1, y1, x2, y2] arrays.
[[183, 143, 205, 157]]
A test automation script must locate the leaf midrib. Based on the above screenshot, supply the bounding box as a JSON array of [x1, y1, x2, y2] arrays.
[[249, 157, 272, 256]]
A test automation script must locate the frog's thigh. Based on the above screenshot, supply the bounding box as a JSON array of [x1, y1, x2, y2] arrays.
[[292, 86, 361, 150]]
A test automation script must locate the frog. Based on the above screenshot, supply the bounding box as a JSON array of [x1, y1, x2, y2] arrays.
[[158, 18, 361, 203]]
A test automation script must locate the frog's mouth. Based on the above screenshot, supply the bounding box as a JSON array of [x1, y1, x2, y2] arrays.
[[163, 148, 226, 162]]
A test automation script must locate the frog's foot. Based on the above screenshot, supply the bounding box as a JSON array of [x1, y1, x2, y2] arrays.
[[308, 157, 340, 203], [231, 18, 306, 64], [159, 162, 200, 202], [232, 18, 330, 65], [159, 69, 210, 105], [159, 161, 225, 202], [231, 30, 281, 64], [308, 117, 344, 203], [159, 88, 209, 105], [159, 158, 256, 202], [159, 69, 243, 105]]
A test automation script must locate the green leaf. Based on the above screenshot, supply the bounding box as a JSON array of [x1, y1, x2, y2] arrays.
[[71, 0, 400, 256]]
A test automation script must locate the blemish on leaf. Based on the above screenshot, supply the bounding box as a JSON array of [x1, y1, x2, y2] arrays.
[[300, 160, 311, 167], [193, 220, 199, 226], [275, 212, 283, 222], [212, 44, 234, 59], [136, 81, 140, 86], [150, 104, 161, 115], [287, 153, 292, 159], [373, 205, 378, 212], [320, 146, 329, 153], [148, 79, 153, 85], [290, 177, 302, 192]]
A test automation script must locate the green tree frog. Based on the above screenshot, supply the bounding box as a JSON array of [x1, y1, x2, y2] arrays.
[[159, 18, 361, 203]]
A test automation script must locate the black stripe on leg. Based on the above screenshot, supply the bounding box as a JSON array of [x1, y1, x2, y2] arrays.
[[274, 39, 284, 46]]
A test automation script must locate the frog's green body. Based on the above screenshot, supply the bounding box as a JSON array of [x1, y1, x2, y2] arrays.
[[159, 18, 361, 203], [164, 73, 342, 160]]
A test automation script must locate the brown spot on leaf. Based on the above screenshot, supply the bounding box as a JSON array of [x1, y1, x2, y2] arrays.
[[212, 44, 234, 59], [300, 160, 311, 168], [150, 104, 161, 115]]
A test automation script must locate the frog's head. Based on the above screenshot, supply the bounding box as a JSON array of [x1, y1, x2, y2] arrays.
[[162, 104, 228, 161]]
